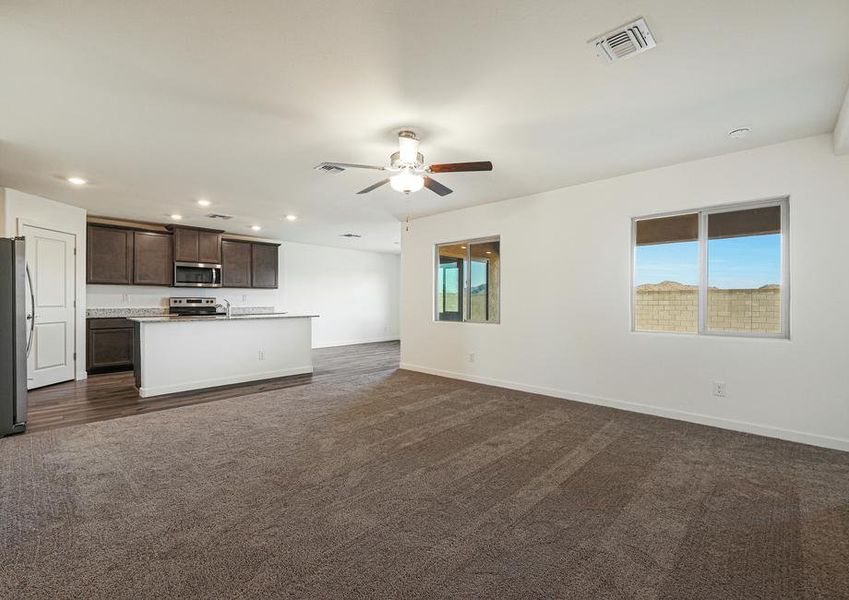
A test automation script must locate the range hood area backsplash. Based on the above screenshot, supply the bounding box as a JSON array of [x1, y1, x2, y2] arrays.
[[87, 284, 282, 317], [86, 306, 276, 319]]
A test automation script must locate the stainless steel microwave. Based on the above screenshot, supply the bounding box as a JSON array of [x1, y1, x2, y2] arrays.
[[174, 262, 222, 287]]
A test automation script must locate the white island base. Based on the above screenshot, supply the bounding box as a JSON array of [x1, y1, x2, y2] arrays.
[[130, 315, 317, 398]]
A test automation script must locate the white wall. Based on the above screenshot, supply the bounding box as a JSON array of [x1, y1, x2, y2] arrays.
[[1, 188, 88, 380], [88, 241, 400, 349], [280, 242, 400, 348], [400, 134, 849, 451]]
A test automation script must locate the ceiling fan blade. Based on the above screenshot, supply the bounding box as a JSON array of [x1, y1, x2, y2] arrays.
[[315, 161, 386, 172], [428, 161, 493, 173], [424, 176, 453, 196], [356, 178, 390, 194]]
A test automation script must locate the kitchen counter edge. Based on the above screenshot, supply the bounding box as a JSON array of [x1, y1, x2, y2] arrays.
[[128, 314, 319, 323]]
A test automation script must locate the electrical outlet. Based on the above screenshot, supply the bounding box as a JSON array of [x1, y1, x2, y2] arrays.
[[468, 352, 475, 363], [258, 350, 265, 361], [712, 381, 727, 398]]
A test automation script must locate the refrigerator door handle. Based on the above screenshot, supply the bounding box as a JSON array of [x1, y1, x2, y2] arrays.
[[25, 264, 35, 358]]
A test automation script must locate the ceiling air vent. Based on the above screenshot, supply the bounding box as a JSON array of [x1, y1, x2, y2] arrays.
[[206, 213, 233, 220], [314, 162, 345, 174], [591, 17, 656, 63]]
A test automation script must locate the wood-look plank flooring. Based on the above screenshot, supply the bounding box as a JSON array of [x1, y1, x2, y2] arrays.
[[25, 341, 400, 433]]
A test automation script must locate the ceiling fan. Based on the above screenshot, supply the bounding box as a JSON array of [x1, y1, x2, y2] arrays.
[[314, 130, 492, 196]]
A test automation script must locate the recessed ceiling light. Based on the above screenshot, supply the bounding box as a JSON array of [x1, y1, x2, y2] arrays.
[[197, 199, 211, 207], [251, 225, 262, 231], [285, 214, 297, 221], [66, 176, 87, 186], [728, 127, 751, 139], [170, 214, 183, 221], [486, 251, 492, 254]]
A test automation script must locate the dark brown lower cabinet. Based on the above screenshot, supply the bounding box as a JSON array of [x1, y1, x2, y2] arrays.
[[87, 318, 135, 374]]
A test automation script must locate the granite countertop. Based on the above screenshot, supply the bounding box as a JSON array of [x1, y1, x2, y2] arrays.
[[128, 313, 319, 323], [87, 307, 276, 319], [87, 308, 168, 318]]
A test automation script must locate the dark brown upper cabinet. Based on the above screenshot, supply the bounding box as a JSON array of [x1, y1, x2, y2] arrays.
[[173, 227, 197, 262], [87, 221, 276, 288], [221, 240, 252, 288], [133, 231, 173, 286], [87, 224, 133, 284], [198, 230, 222, 263], [171, 226, 223, 264], [251, 242, 280, 289]]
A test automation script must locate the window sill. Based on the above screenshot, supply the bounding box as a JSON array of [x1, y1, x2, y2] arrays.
[[630, 329, 790, 341], [433, 319, 501, 325]]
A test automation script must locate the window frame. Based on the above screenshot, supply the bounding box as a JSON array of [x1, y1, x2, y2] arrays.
[[434, 235, 501, 324], [630, 197, 789, 339]]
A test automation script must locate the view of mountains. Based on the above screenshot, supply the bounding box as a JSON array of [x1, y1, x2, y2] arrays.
[[636, 280, 780, 291]]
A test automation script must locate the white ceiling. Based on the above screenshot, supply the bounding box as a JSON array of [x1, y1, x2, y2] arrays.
[[1, 0, 848, 253]]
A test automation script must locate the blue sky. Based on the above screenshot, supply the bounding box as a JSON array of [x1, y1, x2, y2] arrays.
[[635, 234, 781, 288], [471, 261, 487, 291]]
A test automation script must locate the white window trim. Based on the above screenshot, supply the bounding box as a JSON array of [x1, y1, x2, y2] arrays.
[[630, 197, 790, 339], [433, 235, 501, 324]]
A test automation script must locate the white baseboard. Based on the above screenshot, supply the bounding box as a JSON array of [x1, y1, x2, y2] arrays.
[[138, 366, 313, 398], [314, 336, 400, 349], [399, 362, 849, 452]]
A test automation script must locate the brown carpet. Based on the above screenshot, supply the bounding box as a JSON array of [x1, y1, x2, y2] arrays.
[[1, 368, 848, 599]]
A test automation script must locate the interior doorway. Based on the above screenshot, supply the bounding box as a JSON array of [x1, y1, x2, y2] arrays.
[[21, 223, 77, 389]]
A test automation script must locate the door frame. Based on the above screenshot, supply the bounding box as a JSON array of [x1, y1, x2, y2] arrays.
[[437, 256, 464, 322], [17, 218, 79, 383]]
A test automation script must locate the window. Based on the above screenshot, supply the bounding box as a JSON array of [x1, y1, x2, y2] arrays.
[[633, 213, 700, 333], [436, 237, 500, 323], [632, 199, 788, 337]]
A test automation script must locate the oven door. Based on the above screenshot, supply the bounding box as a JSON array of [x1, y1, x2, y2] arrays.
[[174, 262, 222, 287]]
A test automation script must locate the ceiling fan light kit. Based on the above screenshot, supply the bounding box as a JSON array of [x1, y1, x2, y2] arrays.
[[397, 130, 420, 164], [315, 130, 493, 196], [390, 169, 424, 193]]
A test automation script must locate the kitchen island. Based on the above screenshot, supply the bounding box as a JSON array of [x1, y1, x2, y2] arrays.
[[129, 314, 318, 398]]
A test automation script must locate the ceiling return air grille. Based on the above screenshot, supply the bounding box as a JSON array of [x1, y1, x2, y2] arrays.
[[314, 162, 345, 174], [592, 17, 656, 63]]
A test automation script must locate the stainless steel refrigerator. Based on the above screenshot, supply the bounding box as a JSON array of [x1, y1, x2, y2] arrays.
[[0, 237, 29, 437]]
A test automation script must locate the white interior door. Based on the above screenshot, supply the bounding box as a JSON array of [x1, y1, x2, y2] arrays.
[[23, 225, 76, 389]]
